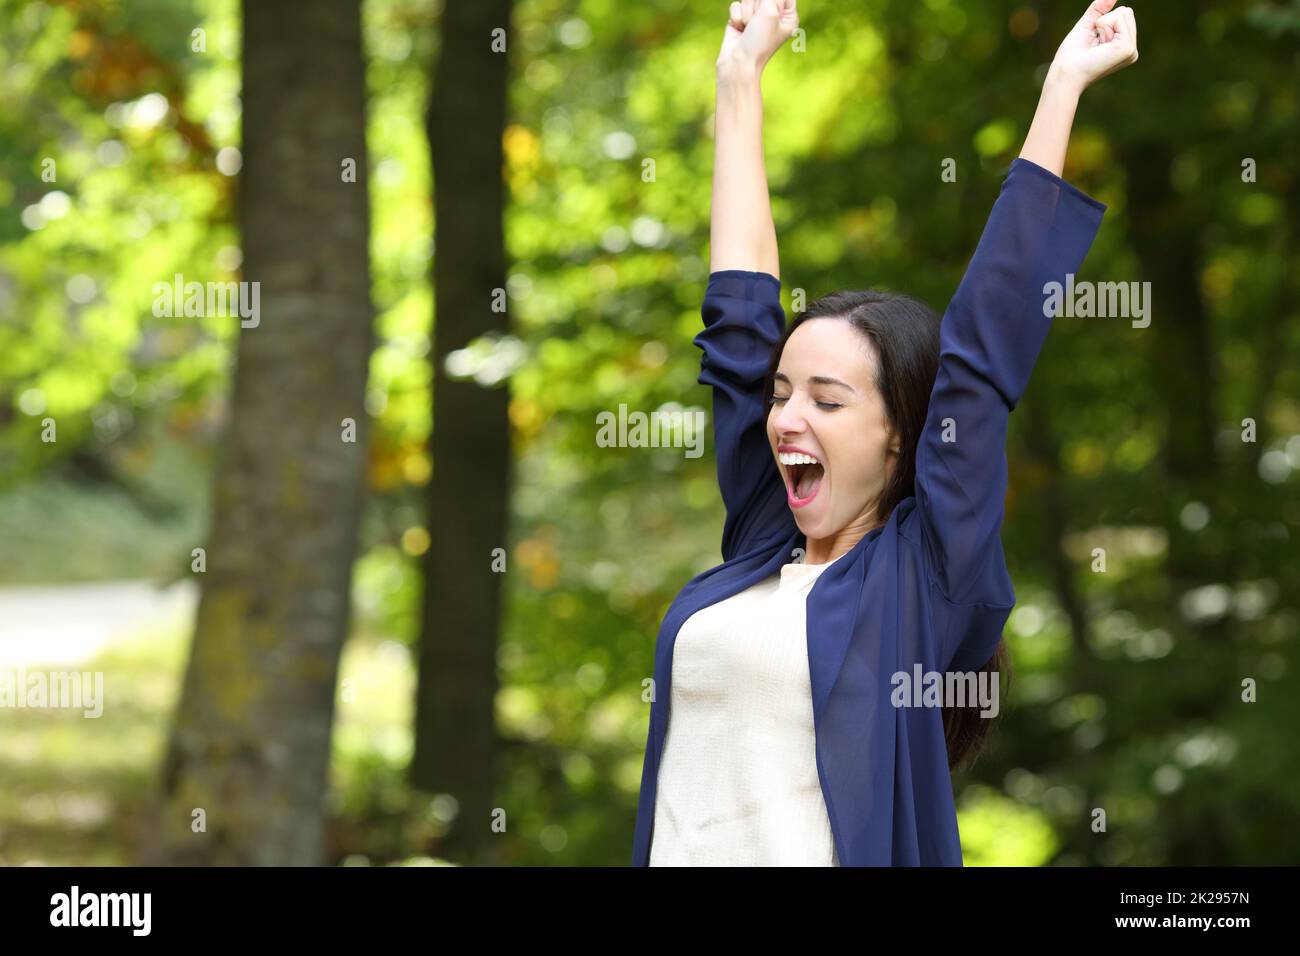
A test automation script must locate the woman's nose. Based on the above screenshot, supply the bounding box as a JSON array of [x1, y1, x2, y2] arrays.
[[772, 395, 808, 433]]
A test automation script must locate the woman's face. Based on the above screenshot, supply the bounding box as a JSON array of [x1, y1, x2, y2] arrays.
[[767, 317, 899, 540]]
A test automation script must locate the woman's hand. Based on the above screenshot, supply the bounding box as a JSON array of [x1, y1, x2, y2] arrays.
[[1048, 0, 1139, 94], [717, 0, 799, 74]]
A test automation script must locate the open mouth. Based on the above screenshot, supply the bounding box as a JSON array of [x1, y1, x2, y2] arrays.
[[778, 452, 826, 507]]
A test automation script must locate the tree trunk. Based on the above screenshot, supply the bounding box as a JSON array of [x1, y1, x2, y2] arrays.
[[1021, 400, 1091, 662], [411, 0, 514, 864], [1120, 139, 1231, 688], [1120, 141, 1223, 588], [149, 0, 374, 865]]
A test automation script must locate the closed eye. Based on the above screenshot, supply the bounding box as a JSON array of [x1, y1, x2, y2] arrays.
[[768, 396, 842, 410]]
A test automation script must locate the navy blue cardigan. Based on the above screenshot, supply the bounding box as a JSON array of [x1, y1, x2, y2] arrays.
[[632, 158, 1107, 866]]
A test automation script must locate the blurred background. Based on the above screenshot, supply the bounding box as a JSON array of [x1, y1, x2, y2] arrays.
[[0, 0, 1298, 866]]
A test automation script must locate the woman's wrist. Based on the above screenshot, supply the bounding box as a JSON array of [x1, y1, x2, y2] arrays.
[[716, 53, 763, 87], [1043, 62, 1087, 101]]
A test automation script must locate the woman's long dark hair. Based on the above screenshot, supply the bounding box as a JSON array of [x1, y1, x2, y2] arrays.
[[761, 288, 1010, 773]]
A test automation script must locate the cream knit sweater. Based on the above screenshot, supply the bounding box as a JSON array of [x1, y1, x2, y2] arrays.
[[648, 552, 845, 866]]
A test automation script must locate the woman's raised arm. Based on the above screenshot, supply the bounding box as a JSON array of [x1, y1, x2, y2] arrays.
[[710, 0, 798, 277], [1020, 0, 1138, 175], [912, 1, 1137, 622], [689, 2, 801, 562]]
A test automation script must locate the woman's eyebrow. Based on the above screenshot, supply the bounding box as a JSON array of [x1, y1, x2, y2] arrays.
[[773, 372, 857, 393]]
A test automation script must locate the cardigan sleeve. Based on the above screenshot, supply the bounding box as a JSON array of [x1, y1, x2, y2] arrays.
[[914, 158, 1106, 608], [693, 270, 794, 562]]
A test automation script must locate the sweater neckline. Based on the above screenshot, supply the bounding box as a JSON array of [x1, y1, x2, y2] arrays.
[[782, 550, 847, 576]]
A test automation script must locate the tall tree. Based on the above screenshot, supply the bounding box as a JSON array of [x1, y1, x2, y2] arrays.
[[149, 0, 375, 865], [411, 0, 514, 863]]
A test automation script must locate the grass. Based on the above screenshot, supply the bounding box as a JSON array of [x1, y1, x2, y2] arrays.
[[0, 618, 457, 866]]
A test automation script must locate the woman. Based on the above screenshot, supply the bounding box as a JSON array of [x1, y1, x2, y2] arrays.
[[633, 0, 1138, 866]]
